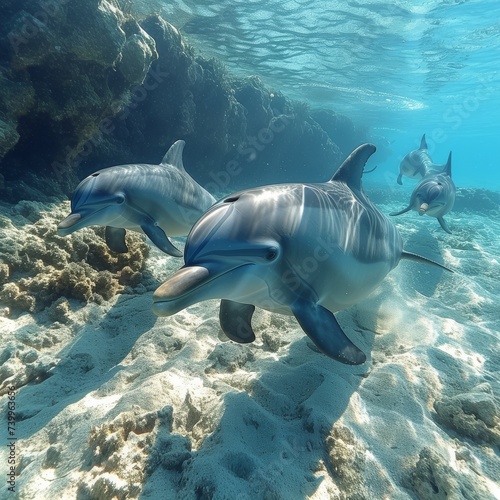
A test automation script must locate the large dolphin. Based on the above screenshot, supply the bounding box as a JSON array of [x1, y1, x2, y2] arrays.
[[152, 144, 451, 365], [391, 152, 455, 233], [397, 134, 446, 185], [58, 140, 216, 256]]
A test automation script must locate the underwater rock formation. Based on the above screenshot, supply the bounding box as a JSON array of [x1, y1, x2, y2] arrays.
[[433, 383, 500, 445], [310, 109, 368, 158], [0, 201, 150, 316], [1, 1, 364, 202], [325, 424, 370, 499], [0, 0, 157, 196], [406, 447, 494, 499], [454, 188, 500, 214], [77, 407, 160, 498], [78, 17, 350, 191]]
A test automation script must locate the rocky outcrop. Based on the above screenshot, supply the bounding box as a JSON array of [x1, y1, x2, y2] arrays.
[[0, 200, 150, 316], [0, 0, 157, 196], [0, 1, 365, 202], [433, 383, 500, 445]]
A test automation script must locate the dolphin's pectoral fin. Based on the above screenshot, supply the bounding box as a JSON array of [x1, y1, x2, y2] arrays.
[[389, 206, 411, 216], [140, 222, 183, 257], [397, 173, 403, 185], [219, 299, 256, 344], [105, 227, 128, 253], [290, 299, 366, 365], [437, 216, 452, 234]]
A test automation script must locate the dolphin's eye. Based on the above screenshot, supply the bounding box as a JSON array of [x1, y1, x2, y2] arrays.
[[116, 194, 125, 204], [266, 248, 279, 261]]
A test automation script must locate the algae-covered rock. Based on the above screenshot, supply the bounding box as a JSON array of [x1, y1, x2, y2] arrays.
[[0, 201, 150, 315], [0, 262, 9, 284], [233, 76, 273, 136], [71, 14, 353, 193], [117, 22, 158, 85], [433, 384, 500, 445], [454, 188, 500, 214], [0, 0, 158, 193], [310, 109, 367, 159], [0, 71, 35, 116], [325, 424, 369, 500], [0, 118, 19, 157], [406, 447, 494, 500], [77, 408, 158, 498], [1, 0, 365, 202], [46, 297, 71, 324]]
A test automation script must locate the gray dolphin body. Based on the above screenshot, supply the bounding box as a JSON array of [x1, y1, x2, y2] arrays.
[[152, 144, 450, 365], [391, 152, 455, 233], [398, 134, 446, 185], [58, 141, 216, 256]]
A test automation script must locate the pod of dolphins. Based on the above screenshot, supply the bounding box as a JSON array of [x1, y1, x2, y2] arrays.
[[393, 134, 456, 233], [58, 136, 455, 365]]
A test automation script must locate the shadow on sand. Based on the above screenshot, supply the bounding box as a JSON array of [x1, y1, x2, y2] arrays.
[[15, 292, 158, 441], [140, 307, 376, 499], [401, 226, 448, 297]]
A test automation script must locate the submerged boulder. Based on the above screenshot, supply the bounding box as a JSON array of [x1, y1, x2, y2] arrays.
[[433, 383, 500, 445], [0, 0, 157, 197], [0, 2, 366, 201]]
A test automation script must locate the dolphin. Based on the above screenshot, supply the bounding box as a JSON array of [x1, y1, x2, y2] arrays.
[[57, 140, 216, 256], [397, 134, 446, 185], [152, 144, 451, 365], [391, 152, 455, 233]]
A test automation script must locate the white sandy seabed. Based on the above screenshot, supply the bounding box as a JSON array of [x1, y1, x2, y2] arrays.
[[0, 194, 499, 500]]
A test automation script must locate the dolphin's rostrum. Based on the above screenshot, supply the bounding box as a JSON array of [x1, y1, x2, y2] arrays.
[[153, 144, 451, 365], [58, 140, 216, 255]]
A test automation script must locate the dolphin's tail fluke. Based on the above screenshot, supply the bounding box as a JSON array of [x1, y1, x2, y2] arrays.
[[401, 251, 453, 272], [389, 206, 411, 216]]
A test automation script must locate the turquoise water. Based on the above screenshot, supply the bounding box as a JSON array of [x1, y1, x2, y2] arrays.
[[2, 3, 500, 498], [164, 0, 499, 189]]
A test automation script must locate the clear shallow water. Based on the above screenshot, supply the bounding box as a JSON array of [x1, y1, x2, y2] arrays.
[[2, 3, 500, 497], [143, 0, 500, 189]]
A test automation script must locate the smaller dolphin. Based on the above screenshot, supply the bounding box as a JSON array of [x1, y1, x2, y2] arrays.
[[397, 134, 446, 185], [58, 141, 216, 255], [391, 152, 455, 233]]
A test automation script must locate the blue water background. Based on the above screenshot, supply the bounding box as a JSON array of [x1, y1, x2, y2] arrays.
[[161, 0, 499, 190]]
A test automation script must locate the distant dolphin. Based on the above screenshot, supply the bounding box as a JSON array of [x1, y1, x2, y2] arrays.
[[391, 152, 455, 233], [152, 144, 451, 365], [397, 134, 445, 185], [58, 140, 216, 256]]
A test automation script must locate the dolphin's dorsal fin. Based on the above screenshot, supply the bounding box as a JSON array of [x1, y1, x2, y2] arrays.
[[420, 134, 428, 150], [330, 143, 376, 191], [161, 140, 186, 171], [443, 151, 452, 177]]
